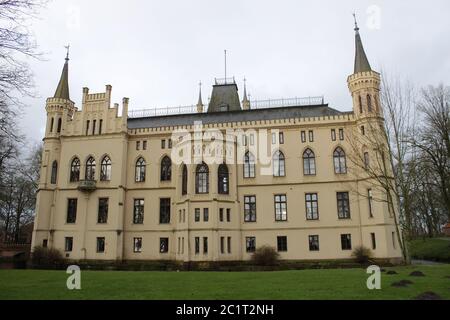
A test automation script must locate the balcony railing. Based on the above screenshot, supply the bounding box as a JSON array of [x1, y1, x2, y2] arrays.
[[78, 180, 97, 193], [128, 95, 325, 119]]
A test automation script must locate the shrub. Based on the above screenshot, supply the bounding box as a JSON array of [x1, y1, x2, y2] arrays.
[[351, 246, 373, 264], [251, 246, 280, 266], [31, 246, 65, 269]]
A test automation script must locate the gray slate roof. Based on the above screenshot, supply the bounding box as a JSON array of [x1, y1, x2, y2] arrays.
[[128, 104, 346, 129], [207, 83, 242, 113]]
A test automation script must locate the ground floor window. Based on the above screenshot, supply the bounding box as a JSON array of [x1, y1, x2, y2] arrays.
[[203, 237, 208, 254], [227, 237, 231, 254], [246, 237, 256, 253], [371, 233, 377, 250], [220, 237, 225, 254], [134, 238, 142, 253], [308, 235, 319, 251], [341, 234, 352, 250], [195, 237, 200, 254], [97, 237, 105, 253], [65, 237, 73, 252], [277, 236, 287, 252], [160, 238, 169, 253]]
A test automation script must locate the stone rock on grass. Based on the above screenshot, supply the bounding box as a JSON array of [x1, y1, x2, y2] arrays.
[[386, 270, 398, 275], [409, 271, 425, 277], [414, 292, 442, 300], [391, 280, 413, 287]]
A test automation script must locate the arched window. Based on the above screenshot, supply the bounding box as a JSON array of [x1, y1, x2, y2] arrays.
[[57, 118, 62, 133], [100, 156, 112, 181], [50, 117, 54, 133], [135, 157, 146, 182], [51, 161, 58, 184], [218, 164, 229, 195], [195, 163, 209, 194], [160, 156, 172, 181], [273, 151, 286, 177], [244, 152, 256, 178], [303, 149, 316, 176], [334, 147, 347, 174], [367, 95, 373, 112], [70, 158, 80, 182], [358, 96, 363, 114], [85, 157, 96, 181], [181, 164, 188, 195]]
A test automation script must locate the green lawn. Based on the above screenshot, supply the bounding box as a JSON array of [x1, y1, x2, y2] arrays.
[[1, 265, 449, 300], [409, 238, 450, 262]]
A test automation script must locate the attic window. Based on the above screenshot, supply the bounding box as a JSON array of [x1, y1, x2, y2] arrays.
[[219, 105, 229, 112]]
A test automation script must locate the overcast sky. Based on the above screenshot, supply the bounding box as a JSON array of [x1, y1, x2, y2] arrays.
[[20, 0, 450, 143]]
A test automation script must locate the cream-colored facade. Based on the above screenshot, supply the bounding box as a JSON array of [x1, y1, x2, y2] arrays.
[[31, 26, 403, 263]]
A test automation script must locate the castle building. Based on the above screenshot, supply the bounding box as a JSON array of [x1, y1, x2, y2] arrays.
[[31, 24, 403, 263]]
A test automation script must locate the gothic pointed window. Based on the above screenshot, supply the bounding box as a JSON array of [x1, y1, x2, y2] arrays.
[[51, 161, 58, 184], [244, 152, 256, 178], [57, 118, 62, 133], [85, 157, 96, 181], [195, 163, 209, 194], [367, 94, 373, 112], [273, 151, 285, 177], [218, 164, 229, 195], [100, 156, 112, 181], [160, 156, 172, 181], [359, 95, 363, 114], [135, 157, 146, 182], [333, 147, 347, 174], [70, 158, 80, 182], [181, 164, 188, 195], [303, 149, 316, 176]]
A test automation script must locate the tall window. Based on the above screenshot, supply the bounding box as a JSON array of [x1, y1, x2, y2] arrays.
[[182, 164, 188, 195], [220, 237, 225, 254], [160, 238, 169, 253], [98, 198, 109, 224], [341, 234, 352, 250], [246, 237, 256, 253], [371, 233, 377, 250], [160, 156, 172, 181], [203, 237, 208, 254], [368, 189, 374, 218], [277, 236, 287, 252], [367, 94, 373, 112], [337, 192, 351, 219], [86, 120, 90, 136], [134, 238, 142, 253], [309, 235, 319, 251], [227, 237, 231, 254], [133, 199, 144, 224], [100, 156, 112, 181], [339, 129, 344, 141], [301, 131, 306, 143], [135, 157, 146, 182], [305, 193, 319, 220], [195, 208, 200, 222], [99, 119, 103, 135], [50, 117, 54, 133], [218, 164, 229, 194], [333, 147, 347, 174], [195, 237, 200, 254], [159, 198, 171, 224], [303, 149, 316, 175], [96, 237, 105, 253], [244, 152, 256, 178], [331, 129, 336, 141], [308, 130, 314, 142], [65, 237, 73, 252], [195, 163, 209, 194], [51, 161, 58, 184], [67, 199, 77, 224], [359, 95, 363, 113], [273, 151, 285, 177], [364, 152, 370, 170], [244, 196, 257, 222], [92, 120, 96, 135], [57, 118, 62, 133], [85, 157, 96, 181], [203, 208, 209, 222], [70, 158, 80, 182], [275, 194, 287, 221]]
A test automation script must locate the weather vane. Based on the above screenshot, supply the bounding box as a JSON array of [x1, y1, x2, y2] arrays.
[[64, 44, 70, 60], [352, 12, 359, 31]]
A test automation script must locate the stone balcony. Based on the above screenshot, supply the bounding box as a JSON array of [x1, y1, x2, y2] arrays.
[[78, 180, 97, 193]]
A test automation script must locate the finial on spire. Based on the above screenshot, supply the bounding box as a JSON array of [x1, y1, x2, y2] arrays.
[[197, 81, 203, 112], [64, 44, 70, 61], [242, 77, 250, 110], [352, 12, 359, 32]]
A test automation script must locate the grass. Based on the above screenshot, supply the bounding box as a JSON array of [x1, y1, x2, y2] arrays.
[[409, 238, 450, 262], [0, 265, 449, 300]]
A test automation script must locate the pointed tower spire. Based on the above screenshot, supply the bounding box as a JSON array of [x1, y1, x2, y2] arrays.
[[54, 45, 71, 100], [242, 78, 250, 110], [353, 14, 372, 74], [196, 81, 203, 113]]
